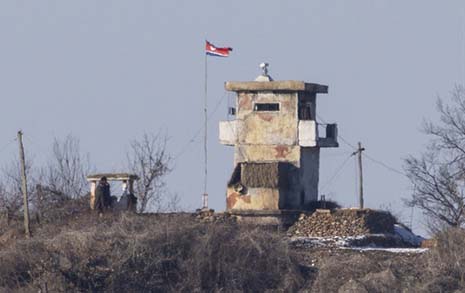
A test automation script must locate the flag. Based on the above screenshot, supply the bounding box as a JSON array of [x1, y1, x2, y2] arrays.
[[205, 40, 232, 57]]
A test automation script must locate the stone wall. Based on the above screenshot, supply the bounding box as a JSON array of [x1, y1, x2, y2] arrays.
[[288, 208, 396, 237]]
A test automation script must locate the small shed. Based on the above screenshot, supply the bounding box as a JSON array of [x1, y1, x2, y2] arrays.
[[86, 173, 139, 210]]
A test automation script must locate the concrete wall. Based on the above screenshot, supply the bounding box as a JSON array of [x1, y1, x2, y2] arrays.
[[300, 147, 320, 203], [234, 145, 300, 166], [298, 120, 317, 147], [222, 88, 325, 211], [236, 92, 298, 146], [226, 186, 280, 210], [219, 120, 241, 146]]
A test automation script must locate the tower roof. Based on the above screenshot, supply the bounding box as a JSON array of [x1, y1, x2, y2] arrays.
[[225, 80, 328, 93]]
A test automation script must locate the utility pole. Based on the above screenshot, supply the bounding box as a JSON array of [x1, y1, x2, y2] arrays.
[[17, 131, 30, 237], [352, 142, 365, 209]]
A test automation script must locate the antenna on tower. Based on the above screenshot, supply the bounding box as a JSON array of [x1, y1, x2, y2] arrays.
[[260, 62, 269, 76]]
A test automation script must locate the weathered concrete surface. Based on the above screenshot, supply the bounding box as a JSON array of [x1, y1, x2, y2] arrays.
[[234, 145, 300, 165], [236, 92, 297, 145], [298, 120, 318, 147], [219, 120, 242, 146], [226, 187, 279, 210], [225, 80, 328, 93], [221, 75, 337, 212]]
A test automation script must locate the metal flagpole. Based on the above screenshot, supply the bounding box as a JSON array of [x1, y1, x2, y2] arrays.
[[203, 50, 208, 209]]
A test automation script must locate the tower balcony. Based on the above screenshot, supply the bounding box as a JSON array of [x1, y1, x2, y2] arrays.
[[220, 120, 338, 147], [298, 120, 338, 148], [219, 120, 240, 146]]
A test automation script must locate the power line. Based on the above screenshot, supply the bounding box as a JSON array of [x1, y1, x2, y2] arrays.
[[316, 113, 357, 150], [173, 91, 229, 160], [317, 113, 407, 178], [321, 151, 354, 157], [363, 152, 407, 178], [320, 154, 353, 192], [338, 136, 357, 150], [0, 138, 17, 154]]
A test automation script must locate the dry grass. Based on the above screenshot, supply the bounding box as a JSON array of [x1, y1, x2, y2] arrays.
[[3, 197, 465, 292], [241, 162, 280, 188], [0, 211, 304, 292]]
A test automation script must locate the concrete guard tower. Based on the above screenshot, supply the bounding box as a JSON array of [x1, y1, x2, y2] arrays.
[[219, 64, 338, 214]]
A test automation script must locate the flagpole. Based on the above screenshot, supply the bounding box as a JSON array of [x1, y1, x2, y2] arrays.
[[203, 49, 208, 210]]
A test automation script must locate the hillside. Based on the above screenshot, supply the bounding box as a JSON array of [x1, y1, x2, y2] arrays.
[[0, 206, 464, 292]]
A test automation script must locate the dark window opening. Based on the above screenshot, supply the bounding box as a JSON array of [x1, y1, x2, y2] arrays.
[[326, 124, 337, 139], [298, 102, 313, 120], [254, 103, 280, 112], [228, 107, 236, 115]]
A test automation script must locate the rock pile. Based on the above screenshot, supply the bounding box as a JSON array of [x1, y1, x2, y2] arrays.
[[288, 208, 396, 237], [196, 209, 238, 223]]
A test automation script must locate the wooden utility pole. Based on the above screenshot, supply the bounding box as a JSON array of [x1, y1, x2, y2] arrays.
[[352, 142, 365, 209], [18, 131, 30, 237]]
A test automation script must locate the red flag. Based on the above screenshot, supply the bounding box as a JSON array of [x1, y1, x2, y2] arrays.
[[205, 41, 232, 57]]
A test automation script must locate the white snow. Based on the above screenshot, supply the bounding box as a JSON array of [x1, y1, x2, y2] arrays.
[[290, 235, 370, 248], [289, 227, 427, 251], [342, 247, 428, 253]]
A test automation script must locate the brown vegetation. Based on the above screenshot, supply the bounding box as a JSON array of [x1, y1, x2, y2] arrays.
[[0, 205, 303, 292], [2, 199, 465, 292]]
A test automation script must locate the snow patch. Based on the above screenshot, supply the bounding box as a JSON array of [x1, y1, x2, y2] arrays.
[[342, 247, 428, 253], [290, 235, 369, 248]]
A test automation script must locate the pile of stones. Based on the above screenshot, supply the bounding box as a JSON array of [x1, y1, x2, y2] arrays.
[[195, 209, 238, 223], [288, 208, 396, 237]]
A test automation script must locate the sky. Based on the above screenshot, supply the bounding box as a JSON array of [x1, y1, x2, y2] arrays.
[[1, 1, 465, 235]]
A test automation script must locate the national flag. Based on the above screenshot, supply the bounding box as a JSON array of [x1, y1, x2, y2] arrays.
[[205, 40, 232, 57]]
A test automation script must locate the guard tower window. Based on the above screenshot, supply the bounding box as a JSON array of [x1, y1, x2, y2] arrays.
[[254, 103, 280, 112], [298, 102, 313, 120]]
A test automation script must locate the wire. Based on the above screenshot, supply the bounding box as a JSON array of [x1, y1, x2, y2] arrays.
[[320, 154, 353, 192], [22, 135, 50, 162], [339, 136, 357, 150], [173, 91, 229, 160], [363, 152, 407, 177], [317, 112, 407, 178], [316, 113, 357, 151], [320, 151, 354, 157], [0, 138, 17, 154]]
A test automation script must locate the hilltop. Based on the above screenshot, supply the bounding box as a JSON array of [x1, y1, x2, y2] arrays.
[[0, 201, 463, 292]]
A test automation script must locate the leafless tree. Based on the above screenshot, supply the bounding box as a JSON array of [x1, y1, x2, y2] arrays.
[[405, 85, 465, 230], [45, 135, 91, 199], [127, 133, 171, 212], [0, 182, 21, 225], [0, 156, 36, 224]]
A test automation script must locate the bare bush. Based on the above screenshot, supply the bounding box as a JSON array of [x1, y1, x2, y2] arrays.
[[45, 135, 91, 199], [419, 228, 465, 292], [127, 133, 171, 212], [0, 156, 36, 225], [0, 184, 22, 227]]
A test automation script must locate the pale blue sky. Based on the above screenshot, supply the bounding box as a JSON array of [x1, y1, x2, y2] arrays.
[[1, 1, 464, 234]]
